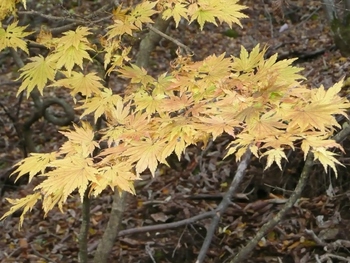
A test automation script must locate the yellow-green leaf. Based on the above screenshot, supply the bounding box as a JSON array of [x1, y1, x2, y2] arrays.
[[0, 21, 32, 53], [17, 55, 57, 97]]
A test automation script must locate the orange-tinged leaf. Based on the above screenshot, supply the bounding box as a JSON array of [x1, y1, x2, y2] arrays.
[[36, 26, 56, 49], [197, 115, 239, 139], [289, 104, 341, 133], [17, 55, 57, 97], [59, 122, 99, 157], [118, 64, 155, 85], [248, 111, 286, 140], [289, 82, 349, 132]]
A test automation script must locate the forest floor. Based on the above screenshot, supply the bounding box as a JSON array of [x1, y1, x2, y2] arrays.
[[1, 0, 350, 262]]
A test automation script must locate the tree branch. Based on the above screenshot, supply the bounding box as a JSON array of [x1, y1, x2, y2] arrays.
[[196, 149, 252, 263]]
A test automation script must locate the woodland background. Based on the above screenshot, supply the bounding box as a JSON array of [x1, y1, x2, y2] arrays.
[[1, 0, 350, 262]]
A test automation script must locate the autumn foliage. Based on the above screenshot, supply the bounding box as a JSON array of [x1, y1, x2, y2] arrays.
[[1, 0, 349, 227]]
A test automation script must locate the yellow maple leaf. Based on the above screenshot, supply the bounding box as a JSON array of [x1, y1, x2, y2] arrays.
[[17, 55, 57, 97], [225, 133, 256, 160], [50, 27, 93, 75], [231, 45, 266, 73], [300, 134, 342, 160], [107, 20, 137, 38], [35, 155, 98, 204], [50, 71, 105, 98], [0, 1, 17, 20], [134, 90, 167, 115], [123, 138, 167, 175], [162, 2, 189, 27], [262, 148, 288, 170], [118, 64, 155, 85], [41, 187, 65, 215], [93, 161, 138, 196], [102, 37, 131, 71], [199, 53, 231, 83], [312, 147, 344, 177], [188, 0, 247, 30], [77, 88, 123, 122], [11, 152, 57, 183], [0, 193, 41, 228], [109, 100, 131, 125], [212, 0, 247, 28], [0, 21, 32, 53], [129, 1, 158, 29]]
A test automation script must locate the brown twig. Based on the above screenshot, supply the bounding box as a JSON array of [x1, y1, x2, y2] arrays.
[[147, 23, 194, 55], [196, 149, 252, 263], [30, 244, 52, 262], [118, 209, 217, 237]]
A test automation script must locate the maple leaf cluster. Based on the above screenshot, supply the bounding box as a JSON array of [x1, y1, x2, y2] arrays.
[[1, 0, 349, 227]]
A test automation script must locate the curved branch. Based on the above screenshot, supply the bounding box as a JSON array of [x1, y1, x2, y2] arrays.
[[10, 49, 75, 154], [43, 97, 75, 126]]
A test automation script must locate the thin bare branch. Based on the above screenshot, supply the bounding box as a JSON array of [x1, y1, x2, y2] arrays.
[[147, 23, 194, 55], [196, 149, 252, 263]]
